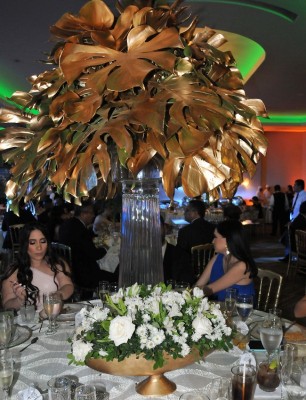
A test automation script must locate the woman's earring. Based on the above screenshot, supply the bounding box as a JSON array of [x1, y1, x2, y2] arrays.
[[225, 246, 230, 256]]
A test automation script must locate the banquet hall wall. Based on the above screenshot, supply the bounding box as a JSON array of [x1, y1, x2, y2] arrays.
[[236, 129, 306, 200]]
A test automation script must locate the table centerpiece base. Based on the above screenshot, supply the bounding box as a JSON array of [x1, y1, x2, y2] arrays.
[[86, 349, 212, 396]]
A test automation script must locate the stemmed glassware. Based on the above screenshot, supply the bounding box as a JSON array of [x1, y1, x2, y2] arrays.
[[0, 349, 14, 400], [259, 314, 283, 363], [98, 281, 110, 303], [224, 288, 238, 320], [43, 292, 62, 335], [236, 294, 253, 322], [0, 313, 13, 350]]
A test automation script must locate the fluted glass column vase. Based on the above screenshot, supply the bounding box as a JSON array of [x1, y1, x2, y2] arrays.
[[119, 178, 164, 287]]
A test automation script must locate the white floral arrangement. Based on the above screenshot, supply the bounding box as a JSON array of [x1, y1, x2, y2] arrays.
[[68, 283, 233, 369]]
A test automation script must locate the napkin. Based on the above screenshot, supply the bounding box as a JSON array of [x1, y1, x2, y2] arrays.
[[17, 387, 43, 400]]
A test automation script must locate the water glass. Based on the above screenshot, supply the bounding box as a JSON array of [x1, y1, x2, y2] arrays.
[[0, 312, 13, 349], [0, 349, 14, 400], [231, 364, 256, 400], [75, 384, 96, 400], [19, 304, 36, 324], [236, 294, 253, 322], [257, 360, 280, 392], [48, 376, 71, 400], [206, 377, 231, 399]]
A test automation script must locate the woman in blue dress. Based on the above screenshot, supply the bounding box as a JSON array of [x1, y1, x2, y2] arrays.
[[195, 219, 257, 301]]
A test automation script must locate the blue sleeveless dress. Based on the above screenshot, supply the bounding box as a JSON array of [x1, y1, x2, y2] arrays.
[[209, 253, 255, 301]]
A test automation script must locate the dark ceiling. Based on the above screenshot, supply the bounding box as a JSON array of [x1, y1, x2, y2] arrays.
[[1, 0, 305, 126]]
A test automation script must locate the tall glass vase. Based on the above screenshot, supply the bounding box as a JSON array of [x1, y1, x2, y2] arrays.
[[119, 177, 164, 287]]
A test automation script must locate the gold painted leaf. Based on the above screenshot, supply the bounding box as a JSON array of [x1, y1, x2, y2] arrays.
[[0, 0, 267, 205]]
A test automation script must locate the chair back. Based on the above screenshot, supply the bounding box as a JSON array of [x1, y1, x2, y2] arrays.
[[295, 230, 306, 273], [256, 268, 283, 312], [191, 243, 215, 278], [51, 242, 72, 266], [9, 224, 25, 262]]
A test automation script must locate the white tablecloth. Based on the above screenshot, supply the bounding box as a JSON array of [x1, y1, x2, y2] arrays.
[[10, 317, 285, 400]]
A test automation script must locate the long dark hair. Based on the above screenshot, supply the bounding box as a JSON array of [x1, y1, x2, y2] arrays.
[[2, 221, 71, 305], [216, 219, 257, 278]]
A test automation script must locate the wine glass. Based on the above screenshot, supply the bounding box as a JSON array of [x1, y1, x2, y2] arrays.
[[236, 294, 253, 322], [43, 292, 62, 335], [98, 281, 110, 303], [0, 349, 14, 400], [224, 288, 238, 319], [0, 313, 12, 350], [260, 314, 283, 363]]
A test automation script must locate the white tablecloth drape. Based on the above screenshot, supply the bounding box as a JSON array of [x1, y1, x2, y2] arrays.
[[9, 317, 285, 400]]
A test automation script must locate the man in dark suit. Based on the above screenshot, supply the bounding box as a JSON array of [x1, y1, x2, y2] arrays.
[[174, 200, 214, 285], [58, 199, 117, 298]]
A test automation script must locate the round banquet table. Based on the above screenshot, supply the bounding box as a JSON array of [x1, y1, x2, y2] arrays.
[[9, 309, 287, 399]]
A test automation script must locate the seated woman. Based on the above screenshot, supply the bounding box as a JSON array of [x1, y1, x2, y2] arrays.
[[1, 222, 74, 311], [195, 219, 257, 301]]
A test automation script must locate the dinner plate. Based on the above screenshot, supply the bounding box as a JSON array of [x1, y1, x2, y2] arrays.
[[57, 303, 84, 321], [8, 324, 32, 348], [251, 321, 301, 340]]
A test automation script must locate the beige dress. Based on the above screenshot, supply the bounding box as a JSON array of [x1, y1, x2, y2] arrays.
[[31, 267, 59, 311]]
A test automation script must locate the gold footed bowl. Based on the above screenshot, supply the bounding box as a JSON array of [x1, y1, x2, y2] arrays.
[[86, 349, 212, 396]]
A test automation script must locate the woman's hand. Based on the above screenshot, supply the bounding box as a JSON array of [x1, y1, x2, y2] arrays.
[[10, 281, 26, 305]]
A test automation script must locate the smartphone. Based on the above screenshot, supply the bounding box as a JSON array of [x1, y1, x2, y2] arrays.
[[249, 340, 265, 350]]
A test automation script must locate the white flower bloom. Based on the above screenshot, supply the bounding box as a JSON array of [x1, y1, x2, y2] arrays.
[[192, 315, 213, 337], [110, 292, 122, 304], [127, 283, 140, 297], [136, 325, 147, 336], [193, 287, 204, 298], [142, 313, 151, 322], [79, 307, 89, 318], [109, 316, 135, 346], [163, 316, 174, 330], [146, 340, 155, 349], [180, 343, 191, 357], [168, 303, 182, 318], [72, 340, 93, 362], [89, 306, 109, 321]]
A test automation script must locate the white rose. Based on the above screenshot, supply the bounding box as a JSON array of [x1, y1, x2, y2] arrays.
[[72, 340, 93, 362], [109, 316, 135, 346], [192, 315, 213, 337]]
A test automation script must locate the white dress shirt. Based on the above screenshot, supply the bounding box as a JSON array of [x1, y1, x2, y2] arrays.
[[291, 190, 306, 220]]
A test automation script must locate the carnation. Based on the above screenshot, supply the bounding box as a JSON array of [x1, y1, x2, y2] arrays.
[[68, 283, 233, 369]]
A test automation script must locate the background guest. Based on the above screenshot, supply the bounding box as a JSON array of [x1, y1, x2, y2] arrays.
[[223, 204, 242, 221], [279, 201, 306, 262], [195, 219, 257, 301], [269, 184, 289, 236], [291, 179, 306, 221], [174, 200, 214, 285], [250, 196, 264, 219], [1, 222, 74, 311], [58, 199, 117, 298]]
